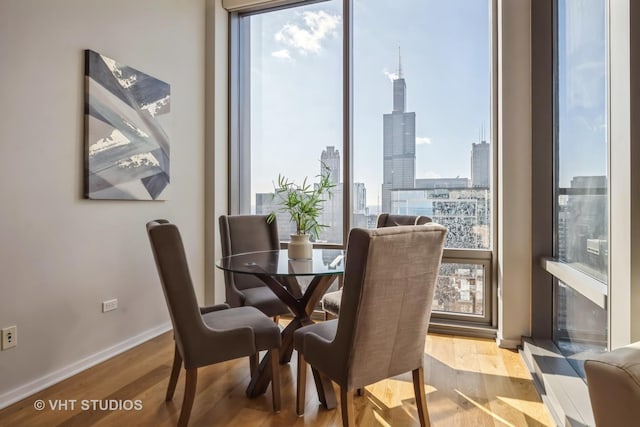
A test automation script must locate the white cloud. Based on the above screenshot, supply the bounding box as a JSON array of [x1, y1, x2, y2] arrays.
[[271, 49, 292, 60], [275, 11, 340, 55], [416, 136, 432, 145], [383, 69, 399, 81]]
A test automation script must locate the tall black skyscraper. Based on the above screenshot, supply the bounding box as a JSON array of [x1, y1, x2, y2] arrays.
[[382, 50, 416, 213]]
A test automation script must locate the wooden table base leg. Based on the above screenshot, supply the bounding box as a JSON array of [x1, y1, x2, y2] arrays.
[[312, 367, 337, 410], [246, 317, 314, 397], [246, 350, 273, 397], [244, 271, 341, 398]]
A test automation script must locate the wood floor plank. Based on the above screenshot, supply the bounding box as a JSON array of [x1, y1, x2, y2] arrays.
[[498, 348, 554, 426], [451, 335, 494, 427], [424, 334, 466, 426], [474, 339, 531, 427], [0, 330, 554, 426]]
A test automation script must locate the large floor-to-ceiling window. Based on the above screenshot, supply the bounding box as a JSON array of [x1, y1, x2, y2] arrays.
[[551, 0, 609, 378], [230, 0, 344, 245], [352, 0, 493, 323], [229, 0, 495, 328], [526, 1, 624, 423]]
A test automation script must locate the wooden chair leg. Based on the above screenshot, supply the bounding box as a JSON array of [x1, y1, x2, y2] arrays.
[[178, 368, 197, 427], [356, 387, 364, 397], [296, 351, 307, 416], [249, 353, 259, 378], [412, 367, 431, 427], [340, 388, 355, 427], [166, 344, 182, 401], [271, 348, 281, 412], [273, 315, 280, 324]]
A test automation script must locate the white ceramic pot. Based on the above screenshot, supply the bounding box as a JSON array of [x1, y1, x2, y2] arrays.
[[288, 234, 312, 259]]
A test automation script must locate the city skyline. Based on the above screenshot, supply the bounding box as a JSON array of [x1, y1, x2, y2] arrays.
[[254, 49, 493, 241], [251, 48, 492, 216], [247, 0, 492, 208]]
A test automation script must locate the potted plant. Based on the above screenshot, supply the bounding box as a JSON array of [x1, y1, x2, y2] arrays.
[[267, 164, 336, 259]]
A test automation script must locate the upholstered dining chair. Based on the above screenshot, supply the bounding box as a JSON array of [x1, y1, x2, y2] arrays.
[[376, 213, 433, 228], [585, 342, 640, 426], [321, 213, 433, 319], [295, 224, 446, 427], [219, 215, 290, 319], [147, 220, 281, 427]]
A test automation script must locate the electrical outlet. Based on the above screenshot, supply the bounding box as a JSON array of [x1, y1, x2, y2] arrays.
[[102, 299, 118, 313], [2, 326, 17, 350]]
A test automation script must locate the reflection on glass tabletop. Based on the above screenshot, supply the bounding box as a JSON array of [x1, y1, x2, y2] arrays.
[[216, 249, 344, 276]]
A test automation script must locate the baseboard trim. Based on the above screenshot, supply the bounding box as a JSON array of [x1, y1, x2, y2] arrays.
[[428, 321, 498, 340], [0, 322, 172, 410]]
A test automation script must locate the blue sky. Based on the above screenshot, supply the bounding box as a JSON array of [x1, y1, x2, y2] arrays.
[[249, 0, 491, 206], [557, 0, 607, 188]]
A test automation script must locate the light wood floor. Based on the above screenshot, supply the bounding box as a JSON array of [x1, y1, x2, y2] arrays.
[[0, 330, 554, 427]]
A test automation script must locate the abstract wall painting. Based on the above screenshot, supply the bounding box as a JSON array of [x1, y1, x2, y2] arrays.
[[84, 49, 170, 200]]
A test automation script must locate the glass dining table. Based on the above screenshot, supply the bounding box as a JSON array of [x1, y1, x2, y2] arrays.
[[216, 248, 344, 399]]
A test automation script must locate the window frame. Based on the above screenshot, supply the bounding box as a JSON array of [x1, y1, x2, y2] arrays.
[[228, 0, 498, 330]]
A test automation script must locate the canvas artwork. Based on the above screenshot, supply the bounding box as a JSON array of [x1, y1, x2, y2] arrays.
[[84, 49, 170, 200]]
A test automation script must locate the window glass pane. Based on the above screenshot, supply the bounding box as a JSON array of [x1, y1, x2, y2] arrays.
[[433, 263, 485, 316], [352, 0, 492, 250], [554, 281, 607, 379], [553, 0, 608, 380], [242, 1, 343, 244], [556, 0, 608, 282]]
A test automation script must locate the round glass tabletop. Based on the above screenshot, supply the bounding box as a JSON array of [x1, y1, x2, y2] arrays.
[[216, 249, 344, 277]]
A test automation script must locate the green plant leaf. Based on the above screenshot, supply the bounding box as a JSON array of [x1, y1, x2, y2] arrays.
[[269, 161, 336, 240]]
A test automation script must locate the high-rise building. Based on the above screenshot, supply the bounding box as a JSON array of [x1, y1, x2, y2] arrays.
[[255, 192, 296, 237], [353, 182, 366, 214], [471, 140, 491, 188], [382, 50, 416, 213], [321, 146, 340, 184], [416, 177, 471, 189], [563, 175, 608, 275], [318, 145, 342, 242], [255, 145, 368, 244], [390, 187, 491, 249], [317, 183, 342, 243]]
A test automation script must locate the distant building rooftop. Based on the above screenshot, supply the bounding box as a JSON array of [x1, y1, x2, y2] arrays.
[[415, 177, 471, 189]]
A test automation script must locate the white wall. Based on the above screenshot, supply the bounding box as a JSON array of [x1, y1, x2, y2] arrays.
[[497, 0, 532, 348], [0, 0, 206, 405]]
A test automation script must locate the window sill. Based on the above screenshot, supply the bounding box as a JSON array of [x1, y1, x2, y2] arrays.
[[521, 337, 595, 427]]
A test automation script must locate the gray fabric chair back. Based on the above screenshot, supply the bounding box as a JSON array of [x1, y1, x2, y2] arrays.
[[320, 214, 434, 319], [585, 342, 640, 426], [334, 224, 446, 388], [147, 220, 209, 365], [219, 215, 280, 305], [376, 213, 432, 228]]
